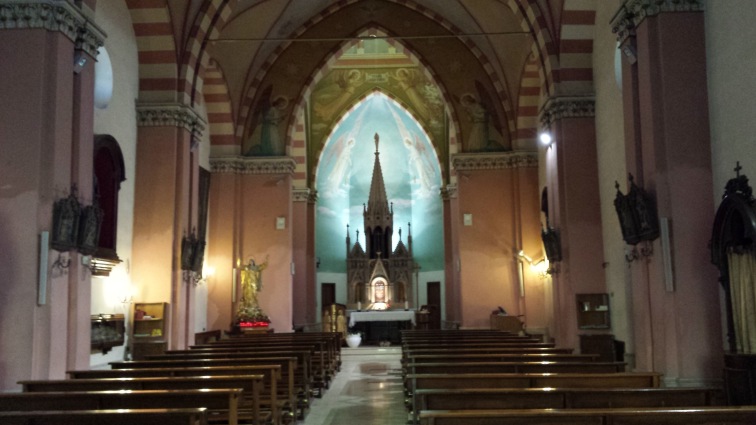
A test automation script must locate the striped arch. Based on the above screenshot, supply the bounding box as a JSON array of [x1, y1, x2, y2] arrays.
[[180, 0, 237, 106], [125, 0, 178, 102], [558, 0, 597, 94], [514, 53, 541, 150], [506, 0, 559, 97], [203, 61, 235, 147], [236, 0, 518, 153], [126, 0, 237, 105]]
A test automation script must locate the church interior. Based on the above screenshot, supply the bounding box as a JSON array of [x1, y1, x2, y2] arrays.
[[2, 0, 756, 421]]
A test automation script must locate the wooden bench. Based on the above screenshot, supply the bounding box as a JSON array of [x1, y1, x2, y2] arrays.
[[406, 372, 662, 423], [407, 353, 599, 364], [405, 361, 626, 376], [68, 366, 281, 424], [415, 387, 723, 412], [0, 389, 239, 425], [417, 406, 756, 425], [194, 329, 222, 345], [19, 375, 263, 425], [0, 407, 208, 425], [111, 357, 300, 420]]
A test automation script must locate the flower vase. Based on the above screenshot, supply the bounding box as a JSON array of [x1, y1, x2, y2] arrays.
[[346, 333, 362, 348]]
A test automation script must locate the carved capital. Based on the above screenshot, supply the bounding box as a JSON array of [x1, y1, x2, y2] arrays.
[[136, 103, 206, 138], [540, 96, 595, 128], [440, 184, 457, 200], [0, 1, 105, 57], [611, 0, 705, 43], [210, 156, 296, 175], [451, 151, 538, 171], [292, 188, 318, 203]]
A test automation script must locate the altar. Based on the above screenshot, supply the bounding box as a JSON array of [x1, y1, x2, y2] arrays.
[[348, 310, 416, 345]]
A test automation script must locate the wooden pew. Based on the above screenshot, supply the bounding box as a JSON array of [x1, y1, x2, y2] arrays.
[[0, 407, 208, 425], [417, 406, 756, 425], [19, 375, 263, 425], [415, 387, 723, 412], [68, 366, 280, 424], [407, 353, 599, 364], [406, 372, 662, 424], [406, 361, 626, 375], [110, 357, 299, 420], [0, 389, 238, 425]]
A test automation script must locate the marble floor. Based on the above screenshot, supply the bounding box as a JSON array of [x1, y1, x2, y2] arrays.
[[303, 346, 407, 425]]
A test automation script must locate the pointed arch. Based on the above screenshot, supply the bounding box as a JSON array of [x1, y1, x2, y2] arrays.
[[515, 53, 541, 150], [558, 0, 597, 94], [203, 60, 236, 147]]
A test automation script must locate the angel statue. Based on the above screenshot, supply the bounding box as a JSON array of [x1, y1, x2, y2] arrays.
[[236, 256, 269, 322]]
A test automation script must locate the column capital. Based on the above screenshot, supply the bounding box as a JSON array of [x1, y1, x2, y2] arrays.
[[136, 103, 206, 139], [440, 184, 457, 200], [539, 96, 595, 129], [611, 0, 705, 43], [293, 188, 318, 203], [0, 0, 106, 57], [210, 156, 296, 175], [451, 151, 538, 172]]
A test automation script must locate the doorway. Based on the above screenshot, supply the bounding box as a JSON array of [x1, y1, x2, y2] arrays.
[[426, 281, 441, 329]]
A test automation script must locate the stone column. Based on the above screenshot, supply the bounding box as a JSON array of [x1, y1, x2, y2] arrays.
[[441, 185, 460, 328], [132, 103, 205, 350], [612, 0, 721, 385], [540, 96, 607, 351], [292, 188, 317, 329]]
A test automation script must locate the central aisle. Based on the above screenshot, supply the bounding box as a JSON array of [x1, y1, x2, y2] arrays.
[[303, 346, 406, 425]]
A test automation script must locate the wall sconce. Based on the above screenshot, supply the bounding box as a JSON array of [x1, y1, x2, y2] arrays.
[[539, 132, 553, 147], [517, 250, 552, 279]]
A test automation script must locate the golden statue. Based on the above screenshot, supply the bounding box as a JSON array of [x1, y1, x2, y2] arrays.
[[236, 256, 269, 322]]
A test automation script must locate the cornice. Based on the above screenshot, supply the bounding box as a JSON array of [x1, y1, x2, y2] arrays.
[[293, 188, 318, 203], [210, 156, 296, 175], [539, 96, 595, 128], [611, 0, 705, 43], [0, 0, 106, 57], [441, 184, 457, 200], [136, 103, 206, 137], [451, 151, 538, 172]]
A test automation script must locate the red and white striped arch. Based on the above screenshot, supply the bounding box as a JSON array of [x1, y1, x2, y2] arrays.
[[558, 0, 597, 95], [515, 53, 542, 150], [125, 0, 236, 107], [203, 60, 236, 148]]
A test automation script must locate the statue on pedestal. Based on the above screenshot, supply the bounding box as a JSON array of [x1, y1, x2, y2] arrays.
[[236, 256, 269, 324]]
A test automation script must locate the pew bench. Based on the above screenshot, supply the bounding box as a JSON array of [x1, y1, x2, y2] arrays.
[[0, 407, 208, 425], [111, 357, 300, 420], [405, 361, 627, 376], [407, 353, 599, 364], [19, 375, 264, 425], [417, 406, 756, 425], [68, 366, 282, 425], [0, 389, 241, 425]]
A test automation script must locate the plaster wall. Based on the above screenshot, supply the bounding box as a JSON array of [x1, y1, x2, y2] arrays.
[[457, 169, 521, 328], [593, 0, 634, 360], [90, 0, 140, 367], [206, 172, 237, 333], [705, 3, 756, 201]]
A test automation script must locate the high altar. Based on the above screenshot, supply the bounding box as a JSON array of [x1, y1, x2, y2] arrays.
[[346, 134, 415, 310]]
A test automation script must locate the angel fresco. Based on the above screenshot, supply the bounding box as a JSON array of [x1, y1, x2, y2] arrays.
[[245, 86, 289, 157], [388, 102, 437, 197], [456, 81, 506, 152], [313, 69, 364, 121], [390, 68, 431, 121]]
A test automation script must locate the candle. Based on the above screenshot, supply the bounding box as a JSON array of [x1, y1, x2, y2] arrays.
[[404, 300, 408, 310], [357, 301, 361, 311]]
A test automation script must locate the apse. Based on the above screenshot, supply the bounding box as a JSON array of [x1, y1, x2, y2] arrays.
[[315, 92, 443, 273]]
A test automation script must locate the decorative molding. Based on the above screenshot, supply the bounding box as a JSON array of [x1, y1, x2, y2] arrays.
[[0, 0, 106, 57], [451, 151, 538, 172], [611, 0, 705, 43], [539, 96, 595, 128], [210, 156, 296, 175], [136, 103, 206, 138], [440, 184, 457, 200], [292, 188, 318, 203]]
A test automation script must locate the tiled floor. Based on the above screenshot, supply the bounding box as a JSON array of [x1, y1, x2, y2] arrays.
[[303, 346, 407, 425]]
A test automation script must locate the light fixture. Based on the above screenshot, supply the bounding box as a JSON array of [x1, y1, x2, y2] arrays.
[[539, 133, 552, 147]]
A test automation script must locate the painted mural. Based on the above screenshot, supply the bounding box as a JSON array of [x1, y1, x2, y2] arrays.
[[315, 92, 444, 273], [308, 38, 447, 182], [244, 85, 290, 156]]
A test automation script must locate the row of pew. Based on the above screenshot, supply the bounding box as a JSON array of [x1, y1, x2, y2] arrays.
[[0, 331, 343, 425], [401, 329, 756, 424]]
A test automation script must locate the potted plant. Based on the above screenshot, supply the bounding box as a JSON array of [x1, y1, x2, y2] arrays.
[[346, 328, 362, 348]]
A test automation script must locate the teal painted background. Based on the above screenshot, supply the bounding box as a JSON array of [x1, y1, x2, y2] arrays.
[[315, 93, 444, 272]]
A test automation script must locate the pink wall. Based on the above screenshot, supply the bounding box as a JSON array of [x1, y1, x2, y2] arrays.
[[628, 11, 722, 382], [457, 169, 526, 328], [206, 173, 237, 332], [0, 29, 95, 389], [292, 197, 313, 327]]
